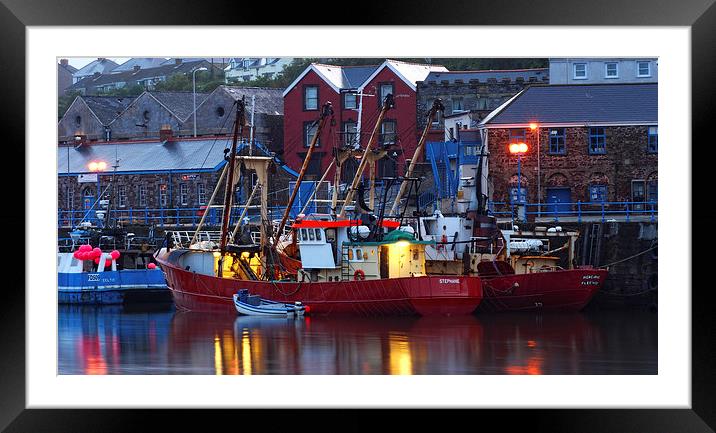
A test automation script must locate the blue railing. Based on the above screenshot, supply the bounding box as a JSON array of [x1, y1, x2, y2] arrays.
[[487, 200, 658, 223], [58, 206, 291, 229]]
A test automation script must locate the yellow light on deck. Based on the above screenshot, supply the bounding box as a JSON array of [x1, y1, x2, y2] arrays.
[[394, 241, 410, 248], [213, 252, 221, 258], [529, 122, 538, 130]]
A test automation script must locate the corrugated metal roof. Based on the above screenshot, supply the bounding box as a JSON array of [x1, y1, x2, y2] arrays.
[[58, 138, 234, 174], [481, 83, 657, 125], [423, 68, 549, 84], [221, 86, 284, 115], [81, 96, 136, 125]]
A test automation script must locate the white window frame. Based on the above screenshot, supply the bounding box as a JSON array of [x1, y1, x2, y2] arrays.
[[159, 184, 168, 208], [605, 62, 618, 79], [573, 63, 587, 80], [197, 183, 207, 205], [117, 185, 127, 208], [179, 183, 189, 206], [637, 61, 651, 77], [66, 187, 74, 210], [138, 185, 147, 207]]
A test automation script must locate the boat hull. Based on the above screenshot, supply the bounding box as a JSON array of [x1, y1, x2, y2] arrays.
[[58, 269, 169, 304], [477, 268, 608, 312], [157, 255, 482, 316]]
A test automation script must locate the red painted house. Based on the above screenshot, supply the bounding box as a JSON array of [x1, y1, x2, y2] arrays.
[[282, 60, 447, 182]]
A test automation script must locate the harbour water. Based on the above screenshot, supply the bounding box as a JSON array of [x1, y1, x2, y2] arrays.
[[58, 302, 657, 375]]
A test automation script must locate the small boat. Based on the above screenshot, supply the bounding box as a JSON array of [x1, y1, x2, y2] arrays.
[[232, 289, 306, 317]]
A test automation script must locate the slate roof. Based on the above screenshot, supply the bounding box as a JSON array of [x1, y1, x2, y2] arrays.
[[480, 83, 657, 126], [382, 59, 448, 87], [221, 86, 284, 115], [111, 58, 168, 72], [73, 58, 119, 79], [422, 68, 549, 84], [67, 60, 219, 92], [59, 138, 234, 173], [80, 96, 136, 125], [148, 91, 209, 121]]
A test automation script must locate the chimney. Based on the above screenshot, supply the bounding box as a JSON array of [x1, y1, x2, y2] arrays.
[[73, 133, 87, 148], [93, 71, 101, 79], [133, 65, 141, 72], [60, 59, 68, 66], [160, 125, 173, 143], [175, 58, 182, 66]]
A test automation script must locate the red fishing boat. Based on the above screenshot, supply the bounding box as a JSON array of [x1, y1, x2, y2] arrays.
[[156, 97, 482, 316]]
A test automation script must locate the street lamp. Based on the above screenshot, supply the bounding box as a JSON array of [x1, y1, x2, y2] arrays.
[[529, 122, 541, 217], [88, 160, 107, 225], [192, 66, 208, 137], [509, 142, 528, 222]]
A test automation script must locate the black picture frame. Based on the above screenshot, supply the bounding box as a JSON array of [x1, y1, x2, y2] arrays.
[[3, 0, 713, 431]]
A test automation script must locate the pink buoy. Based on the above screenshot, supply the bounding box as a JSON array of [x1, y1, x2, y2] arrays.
[[79, 244, 92, 252], [147, 263, 157, 270], [104, 260, 112, 267], [73, 251, 81, 259], [92, 248, 102, 258], [110, 250, 121, 260], [94, 257, 100, 264]]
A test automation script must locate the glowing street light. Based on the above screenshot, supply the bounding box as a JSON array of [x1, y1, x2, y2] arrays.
[[88, 160, 107, 207], [529, 122, 541, 217], [509, 142, 528, 213]]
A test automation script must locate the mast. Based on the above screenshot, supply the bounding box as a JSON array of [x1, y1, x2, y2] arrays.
[[272, 102, 334, 246], [389, 98, 444, 216], [219, 97, 246, 258], [338, 93, 394, 219]]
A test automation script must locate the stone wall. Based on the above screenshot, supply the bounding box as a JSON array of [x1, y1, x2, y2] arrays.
[[416, 77, 548, 130], [487, 125, 658, 204], [58, 100, 106, 142]]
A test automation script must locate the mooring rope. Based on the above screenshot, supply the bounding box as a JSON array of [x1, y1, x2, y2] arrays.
[[598, 243, 657, 269]]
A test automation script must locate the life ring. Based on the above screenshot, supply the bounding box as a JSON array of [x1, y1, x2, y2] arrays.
[[353, 269, 366, 281]]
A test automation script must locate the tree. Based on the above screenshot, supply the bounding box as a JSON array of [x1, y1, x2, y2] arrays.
[[154, 73, 192, 91]]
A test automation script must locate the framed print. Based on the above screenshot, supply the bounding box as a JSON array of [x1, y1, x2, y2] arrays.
[[3, 0, 714, 431]]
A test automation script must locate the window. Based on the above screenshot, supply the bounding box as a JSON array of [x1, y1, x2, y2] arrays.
[[648, 126, 658, 153], [343, 92, 357, 110], [343, 121, 357, 147], [510, 129, 526, 143], [216, 106, 225, 117], [179, 183, 189, 206], [75, 116, 81, 126], [637, 61, 651, 77], [304, 121, 320, 147], [117, 185, 127, 207], [647, 180, 658, 202], [380, 120, 397, 145], [143, 110, 150, 122], [379, 83, 394, 107], [631, 180, 646, 203], [605, 62, 618, 78], [315, 229, 322, 241], [452, 98, 463, 112], [510, 187, 527, 204], [159, 184, 168, 207], [197, 183, 207, 205], [138, 185, 147, 207], [432, 108, 442, 128], [549, 128, 566, 154], [589, 127, 606, 154], [589, 184, 608, 202], [304, 86, 318, 110], [308, 229, 315, 241], [573, 63, 587, 79]]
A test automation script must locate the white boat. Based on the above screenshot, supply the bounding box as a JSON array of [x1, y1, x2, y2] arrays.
[[232, 290, 306, 317]]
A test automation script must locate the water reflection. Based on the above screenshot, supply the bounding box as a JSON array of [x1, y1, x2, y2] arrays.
[[59, 304, 657, 375]]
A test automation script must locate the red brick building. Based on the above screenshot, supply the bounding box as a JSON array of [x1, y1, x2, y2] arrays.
[[282, 60, 447, 181], [479, 83, 657, 215]]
